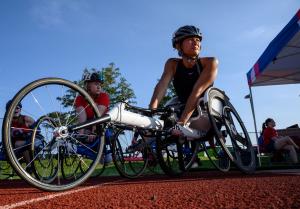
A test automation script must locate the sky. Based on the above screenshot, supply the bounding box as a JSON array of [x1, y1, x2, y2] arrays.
[[0, 0, 300, 144]]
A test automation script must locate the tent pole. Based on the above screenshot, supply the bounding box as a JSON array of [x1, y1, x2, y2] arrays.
[[249, 86, 261, 167]]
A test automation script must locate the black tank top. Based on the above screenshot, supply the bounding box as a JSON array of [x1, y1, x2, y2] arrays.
[[173, 59, 203, 104]]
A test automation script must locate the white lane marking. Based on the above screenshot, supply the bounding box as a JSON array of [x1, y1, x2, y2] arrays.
[[0, 180, 124, 209], [0, 176, 203, 209]]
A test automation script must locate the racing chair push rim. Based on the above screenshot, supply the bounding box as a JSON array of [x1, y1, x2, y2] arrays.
[[205, 87, 256, 174]]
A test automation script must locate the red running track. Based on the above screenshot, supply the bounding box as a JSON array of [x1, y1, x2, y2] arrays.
[[0, 170, 300, 209]]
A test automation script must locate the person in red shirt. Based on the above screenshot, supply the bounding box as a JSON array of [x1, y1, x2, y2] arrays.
[[262, 118, 299, 163], [6, 100, 35, 171], [75, 72, 110, 142]]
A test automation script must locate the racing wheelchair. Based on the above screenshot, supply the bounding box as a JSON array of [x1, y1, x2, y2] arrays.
[[3, 78, 255, 191]]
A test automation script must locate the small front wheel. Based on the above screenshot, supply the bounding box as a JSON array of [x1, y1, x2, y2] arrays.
[[202, 135, 230, 172], [156, 135, 200, 177], [111, 127, 148, 178]]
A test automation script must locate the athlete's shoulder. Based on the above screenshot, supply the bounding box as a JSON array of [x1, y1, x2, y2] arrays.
[[165, 58, 181, 74], [200, 57, 218, 65], [166, 58, 180, 65]]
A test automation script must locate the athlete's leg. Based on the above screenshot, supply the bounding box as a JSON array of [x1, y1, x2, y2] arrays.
[[280, 144, 298, 163], [189, 113, 211, 132], [282, 136, 299, 149], [274, 137, 299, 150]]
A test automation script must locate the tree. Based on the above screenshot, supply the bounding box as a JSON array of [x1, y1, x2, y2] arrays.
[[101, 63, 136, 106], [44, 63, 136, 126], [58, 63, 136, 110], [158, 82, 176, 108]]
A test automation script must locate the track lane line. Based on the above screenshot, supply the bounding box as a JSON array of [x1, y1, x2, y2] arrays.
[[0, 179, 125, 209]]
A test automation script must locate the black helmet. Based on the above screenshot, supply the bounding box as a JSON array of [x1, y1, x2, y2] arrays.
[[82, 72, 104, 83], [172, 25, 202, 49], [6, 100, 22, 111]]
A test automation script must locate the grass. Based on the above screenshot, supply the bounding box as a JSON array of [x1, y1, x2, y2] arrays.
[[2, 155, 300, 180]]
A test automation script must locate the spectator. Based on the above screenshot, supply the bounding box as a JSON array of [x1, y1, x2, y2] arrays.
[[6, 100, 35, 171], [262, 118, 299, 163], [74, 71, 111, 163]]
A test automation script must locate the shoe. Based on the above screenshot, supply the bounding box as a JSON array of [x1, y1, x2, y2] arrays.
[[195, 156, 202, 166], [170, 124, 207, 139], [191, 162, 199, 169], [127, 139, 143, 152], [170, 124, 184, 137]]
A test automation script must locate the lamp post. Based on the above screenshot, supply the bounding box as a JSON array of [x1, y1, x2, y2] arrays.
[[245, 86, 261, 167]]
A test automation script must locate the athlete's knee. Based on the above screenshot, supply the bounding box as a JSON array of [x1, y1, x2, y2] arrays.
[[284, 145, 294, 151]]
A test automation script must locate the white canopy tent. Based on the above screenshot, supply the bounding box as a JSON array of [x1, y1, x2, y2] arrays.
[[246, 9, 300, 165], [247, 9, 300, 87]]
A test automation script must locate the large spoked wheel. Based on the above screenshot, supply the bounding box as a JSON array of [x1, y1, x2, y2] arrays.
[[206, 88, 256, 174], [3, 78, 104, 191], [111, 127, 149, 178], [202, 134, 230, 172], [156, 135, 200, 177]]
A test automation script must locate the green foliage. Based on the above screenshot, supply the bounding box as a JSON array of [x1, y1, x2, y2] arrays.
[[158, 82, 176, 108], [57, 63, 136, 111], [101, 63, 136, 106]]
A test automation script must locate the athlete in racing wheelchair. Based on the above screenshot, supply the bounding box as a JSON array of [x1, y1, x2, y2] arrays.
[[148, 26, 231, 175]]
